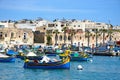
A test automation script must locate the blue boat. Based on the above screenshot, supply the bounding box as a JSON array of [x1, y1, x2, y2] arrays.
[[0, 53, 15, 62], [6, 50, 18, 56], [23, 56, 70, 69], [0, 57, 15, 62]]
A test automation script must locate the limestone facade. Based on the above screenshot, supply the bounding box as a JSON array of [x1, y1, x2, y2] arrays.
[[0, 19, 120, 47], [0, 27, 34, 46]]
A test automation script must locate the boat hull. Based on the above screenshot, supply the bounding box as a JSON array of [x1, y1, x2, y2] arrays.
[[24, 53, 70, 69], [70, 57, 88, 61], [0, 57, 15, 62], [24, 62, 70, 69], [45, 52, 56, 54]]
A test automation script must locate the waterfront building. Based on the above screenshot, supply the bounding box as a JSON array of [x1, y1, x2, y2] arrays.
[[0, 21, 34, 47], [0, 19, 120, 47], [0, 20, 15, 28], [15, 19, 36, 31], [34, 19, 120, 47]]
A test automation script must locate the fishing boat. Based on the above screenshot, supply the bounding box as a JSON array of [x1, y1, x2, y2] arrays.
[[70, 51, 91, 61], [70, 53, 88, 61], [44, 46, 58, 54], [0, 53, 15, 62], [17, 51, 43, 60], [59, 50, 91, 61], [23, 55, 70, 69], [6, 49, 18, 56]]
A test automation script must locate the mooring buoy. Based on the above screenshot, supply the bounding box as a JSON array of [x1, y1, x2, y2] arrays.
[[77, 65, 83, 70]]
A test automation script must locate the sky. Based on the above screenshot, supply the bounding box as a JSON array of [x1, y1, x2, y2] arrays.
[[0, 0, 120, 25]]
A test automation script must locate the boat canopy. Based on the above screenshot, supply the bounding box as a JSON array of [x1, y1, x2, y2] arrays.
[[40, 56, 50, 63], [26, 52, 37, 56], [0, 53, 9, 57]]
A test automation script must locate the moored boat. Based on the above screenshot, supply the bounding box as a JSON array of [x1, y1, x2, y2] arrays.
[[23, 55, 70, 69], [0, 53, 15, 62], [59, 50, 91, 61], [70, 51, 90, 61], [17, 50, 43, 60]]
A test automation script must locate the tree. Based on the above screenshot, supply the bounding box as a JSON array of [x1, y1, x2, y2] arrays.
[[62, 27, 68, 44], [108, 24, 113, 41], [46, 30, 52, 45], [34, 31, 45, 43], [99, 29, 108, 44], [94, 29, 99, 47], [53, 29, 60, 45], [68, 28, 76, 46], [85, 29, 91, 47]]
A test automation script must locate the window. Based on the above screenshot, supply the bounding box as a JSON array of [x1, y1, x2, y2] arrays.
[[43, 28, 46, 30], [5, 34, 7, 37], [55, 35, 58, 41], [35, 31, 40, 34], [11, 32, 14, 38], [23, 32, 27, 39], [96, 23, 101, 25], [0, 25, 4, 28], [48, 24, 55, 27], [61, 24, 64, 27], [0, 32, 3, 38], [80, 36, 82, 40], [68, 36, 71, 41]]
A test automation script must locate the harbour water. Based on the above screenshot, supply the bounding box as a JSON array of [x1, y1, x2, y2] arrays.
[[0, 56, 120, 80]]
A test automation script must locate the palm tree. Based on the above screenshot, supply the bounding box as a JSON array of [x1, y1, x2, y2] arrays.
[[85, 29, 90, 47], [108, 24, 113, 41], [53, 29, 60, 45], [94, 29, 99, 47], [62, 27, 68, 44], [46, 30, 52, 45], [68, 28, 76, 46], [99, 29, 108, 44]]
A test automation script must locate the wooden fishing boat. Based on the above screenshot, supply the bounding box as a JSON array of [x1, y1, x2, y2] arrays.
[[23, 56, 70, 69], [17, 51, 43, 60]]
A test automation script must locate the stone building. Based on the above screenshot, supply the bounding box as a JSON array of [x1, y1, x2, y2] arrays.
[[0, 19, 120, 47], [0, 27, 34, 47]]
